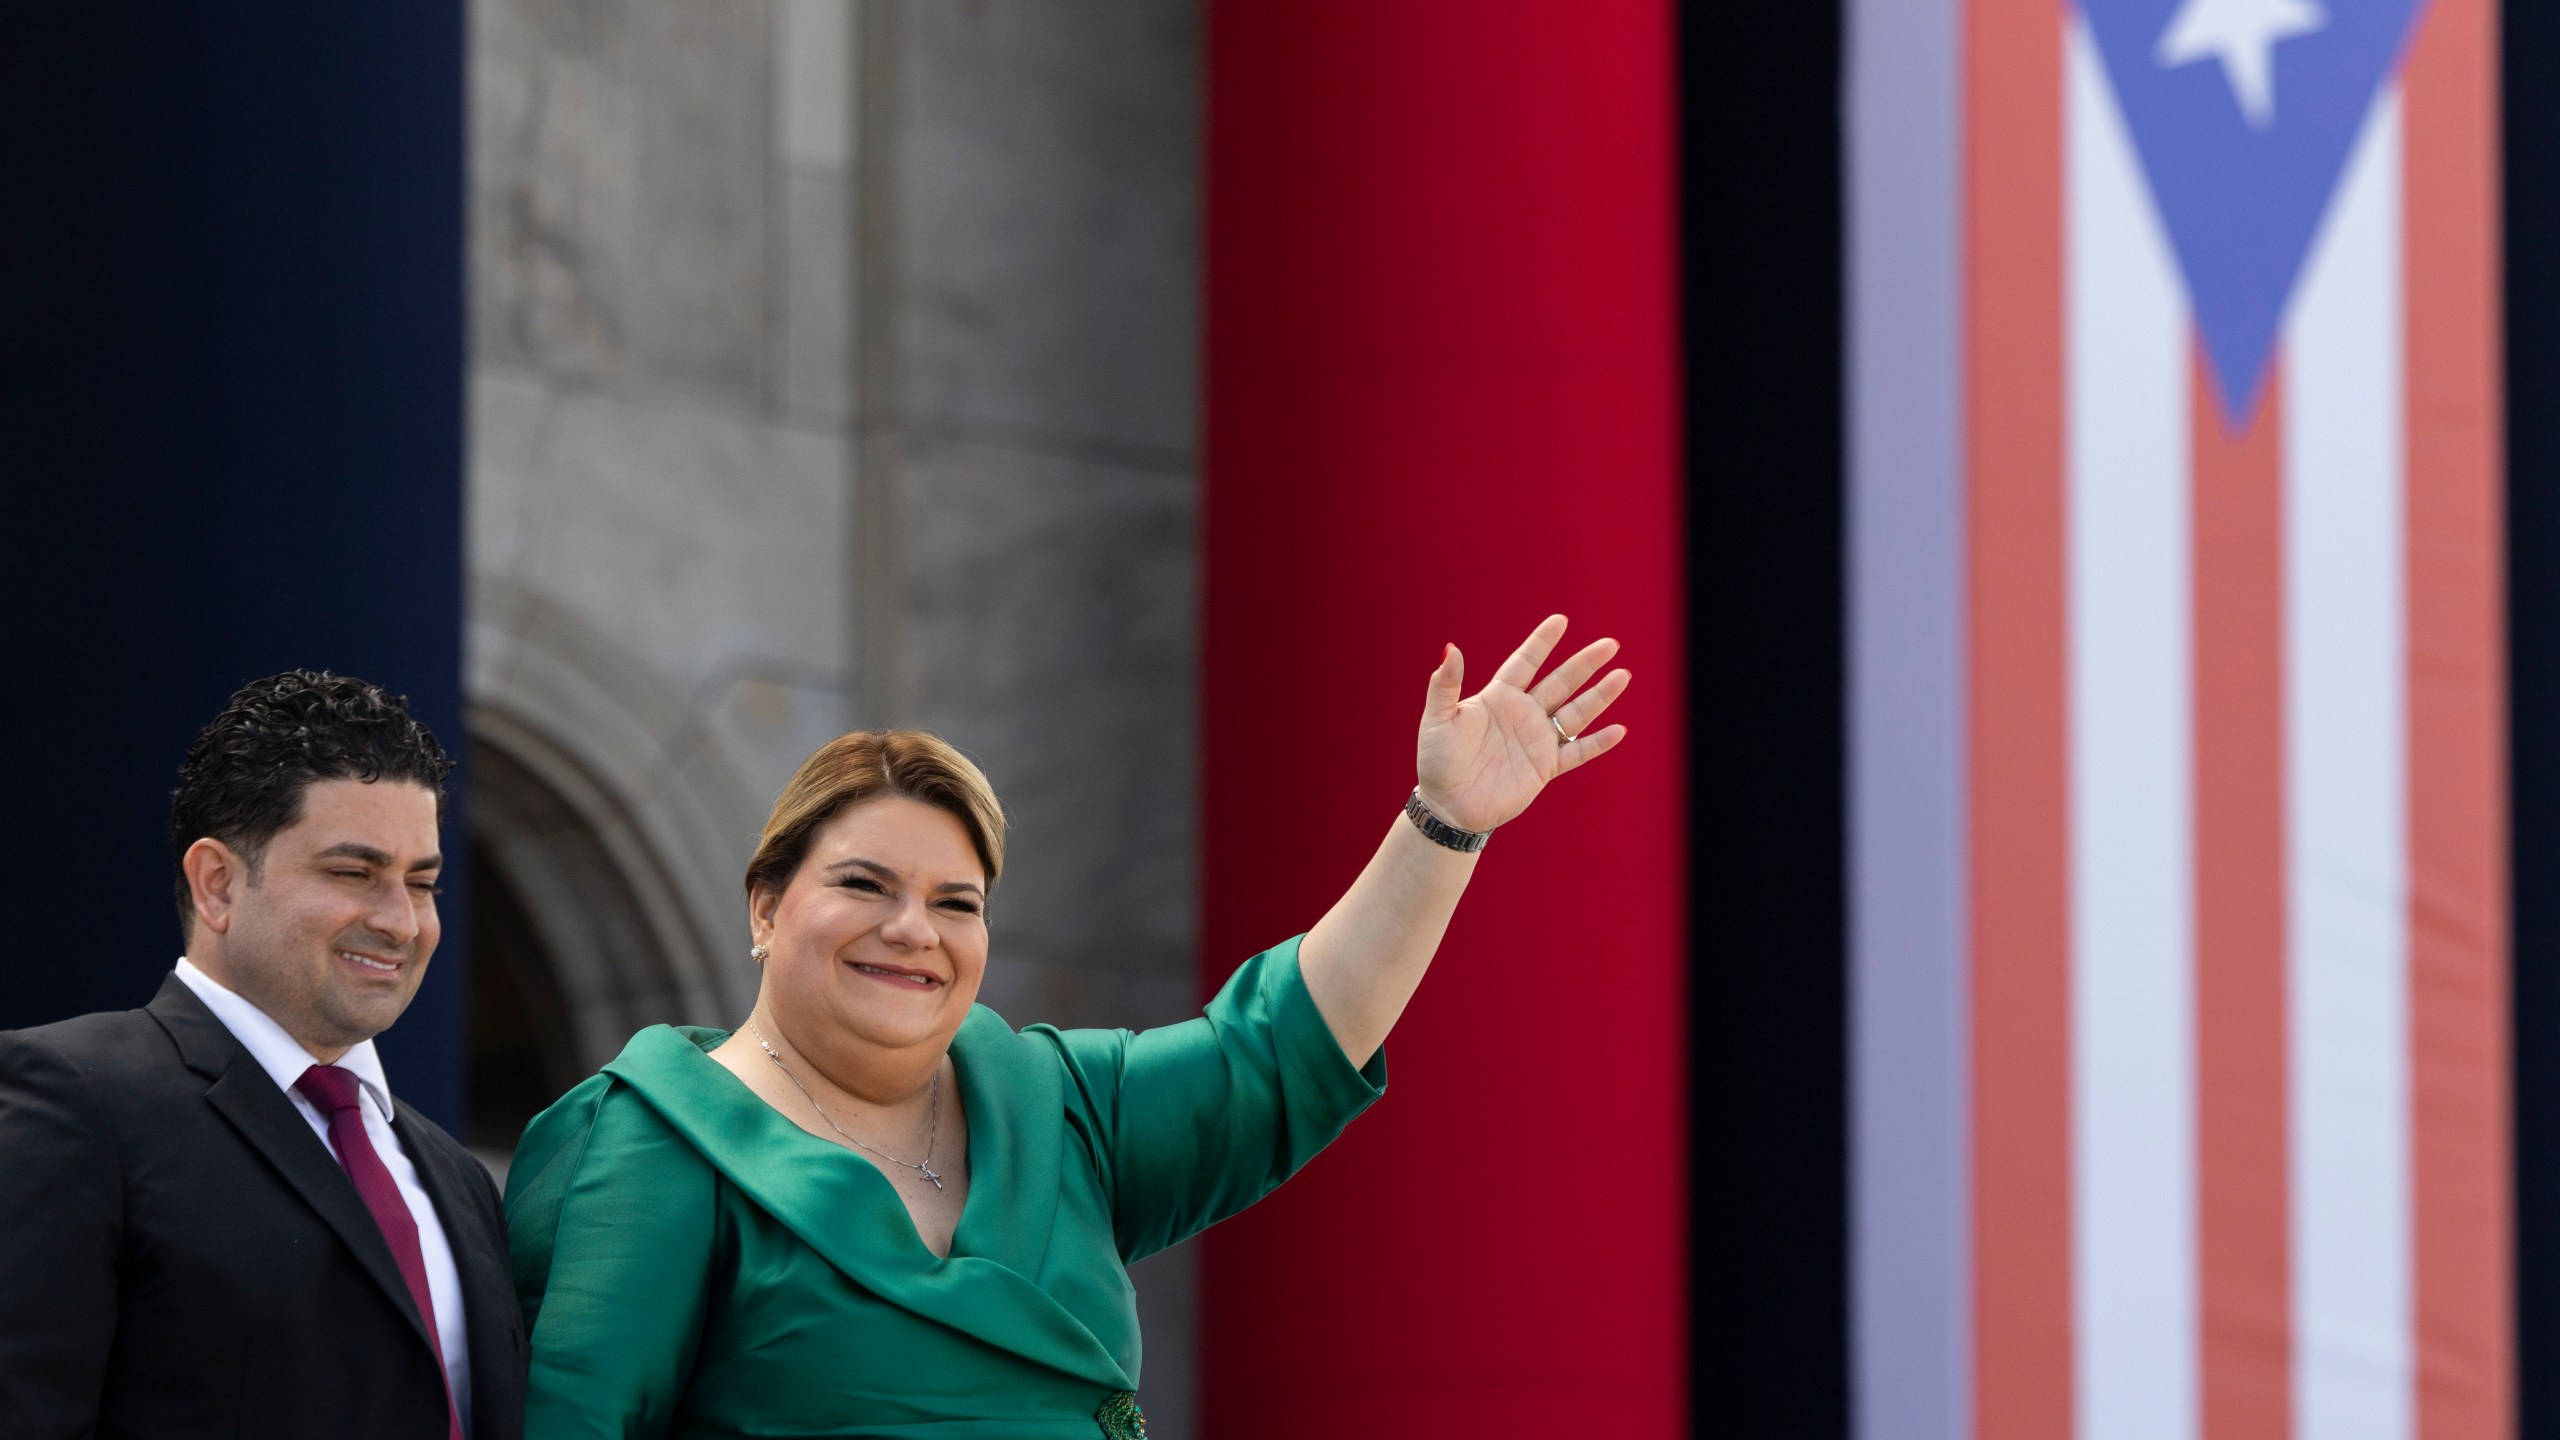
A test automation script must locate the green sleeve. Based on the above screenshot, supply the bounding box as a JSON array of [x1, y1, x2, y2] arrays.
[[1049, 935, 1387, 1262], [505, 1077, 719, 1440]]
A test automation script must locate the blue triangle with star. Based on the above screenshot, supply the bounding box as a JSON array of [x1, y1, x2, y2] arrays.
[[2075, 0, 2429, 425]]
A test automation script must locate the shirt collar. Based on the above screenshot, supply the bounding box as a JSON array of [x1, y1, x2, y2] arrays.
[[173, 957, 396, 1124]]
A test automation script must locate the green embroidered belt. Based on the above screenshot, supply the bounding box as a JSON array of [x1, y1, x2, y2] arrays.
[[1096, 1390, 1149, 1440]]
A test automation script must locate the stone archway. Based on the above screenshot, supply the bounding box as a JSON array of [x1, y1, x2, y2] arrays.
[[464, 705, 749, 1151], [463, 837, 581, 1150]]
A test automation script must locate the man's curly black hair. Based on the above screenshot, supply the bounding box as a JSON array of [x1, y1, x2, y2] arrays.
[[168, 670, 453, 942]]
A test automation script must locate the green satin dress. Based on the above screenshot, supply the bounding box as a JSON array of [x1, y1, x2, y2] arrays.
[[505, 937, 1385, 1440]]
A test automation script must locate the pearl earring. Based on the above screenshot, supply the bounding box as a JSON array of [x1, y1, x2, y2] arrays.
[[750, 944, 770, 964]]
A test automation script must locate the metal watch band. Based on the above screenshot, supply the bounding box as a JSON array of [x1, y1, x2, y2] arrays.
[[1404, 787, 1491, 852]]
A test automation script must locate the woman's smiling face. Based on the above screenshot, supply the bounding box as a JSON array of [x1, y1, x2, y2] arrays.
[[753, 795, 991, 1061]]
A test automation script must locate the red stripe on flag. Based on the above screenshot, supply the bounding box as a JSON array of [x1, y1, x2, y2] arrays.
[[1967, 1, 2070, 1435], [2401, 1, 2512, 1435], [2191, 344, 2293, 1440]]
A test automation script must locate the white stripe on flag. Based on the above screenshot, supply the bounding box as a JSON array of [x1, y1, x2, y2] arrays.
[[2065, 23, 2199, 1440], [2283, 84, 2412, 1440]]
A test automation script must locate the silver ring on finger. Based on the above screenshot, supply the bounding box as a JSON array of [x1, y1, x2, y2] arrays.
[[1550, 712, 1576, 745]]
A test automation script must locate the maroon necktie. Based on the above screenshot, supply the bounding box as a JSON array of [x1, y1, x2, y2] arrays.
[[296, 1064, 465, 1440]]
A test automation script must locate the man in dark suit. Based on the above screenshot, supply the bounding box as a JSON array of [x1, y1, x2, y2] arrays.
[[0, 670, 524, 1440]]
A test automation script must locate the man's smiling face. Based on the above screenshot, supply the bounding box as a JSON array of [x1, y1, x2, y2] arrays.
[[190, 777, 444, 1057]]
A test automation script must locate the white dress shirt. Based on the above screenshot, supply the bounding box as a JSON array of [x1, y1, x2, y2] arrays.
[[174, 958, 473, 1429]]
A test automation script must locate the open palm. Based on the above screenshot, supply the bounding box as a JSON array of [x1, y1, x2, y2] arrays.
[[1415, 614, 1632, 834]]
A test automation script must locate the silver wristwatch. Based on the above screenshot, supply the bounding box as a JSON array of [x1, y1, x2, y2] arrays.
[[1404, 787, 1491, 852]]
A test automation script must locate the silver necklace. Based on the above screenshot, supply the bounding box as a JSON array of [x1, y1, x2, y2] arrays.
[[746, 1019, 945, 1191]]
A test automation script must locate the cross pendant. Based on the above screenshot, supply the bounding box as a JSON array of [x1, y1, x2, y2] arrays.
[[921, 1164, 945, 1191]]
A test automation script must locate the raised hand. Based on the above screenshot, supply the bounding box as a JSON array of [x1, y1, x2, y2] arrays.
[[1414, 614, 1631, 835]]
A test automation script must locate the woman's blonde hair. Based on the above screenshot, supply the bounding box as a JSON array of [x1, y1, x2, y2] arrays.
[[744, 730, 1007, 898]]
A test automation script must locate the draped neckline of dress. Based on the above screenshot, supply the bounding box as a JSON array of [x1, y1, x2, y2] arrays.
[[601, 1009, 1135, 1391], [706, 1028, 981, 1260]]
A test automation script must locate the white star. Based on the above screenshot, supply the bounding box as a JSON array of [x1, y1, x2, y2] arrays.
[[2155, 0, 2329, 129]]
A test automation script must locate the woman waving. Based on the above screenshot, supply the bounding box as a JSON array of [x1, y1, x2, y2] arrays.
[[506, 614, 1631, 1439]]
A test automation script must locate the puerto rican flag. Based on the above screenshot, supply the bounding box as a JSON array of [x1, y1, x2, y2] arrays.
[[1850, 0, 2505, 1436]]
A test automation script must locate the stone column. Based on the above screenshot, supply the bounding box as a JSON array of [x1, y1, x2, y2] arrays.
[[855, 7, 1206, 1432]]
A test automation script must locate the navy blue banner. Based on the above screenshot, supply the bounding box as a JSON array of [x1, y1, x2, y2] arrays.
[[0, 3, 468, 1124]]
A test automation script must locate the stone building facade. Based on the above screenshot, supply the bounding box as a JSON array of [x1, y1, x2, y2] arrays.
[[463, 1, 1204, 1428]]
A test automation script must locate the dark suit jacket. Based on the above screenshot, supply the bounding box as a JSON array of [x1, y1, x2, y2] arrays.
[[0, 975, 527, 1440]]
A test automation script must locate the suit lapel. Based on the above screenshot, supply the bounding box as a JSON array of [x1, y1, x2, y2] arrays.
[[147, 978, 439, 1357], [393, 1104, 524, 1440]]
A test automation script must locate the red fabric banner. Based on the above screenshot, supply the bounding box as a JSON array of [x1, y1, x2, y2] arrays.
[[1200, 3, 1686, 1434]]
